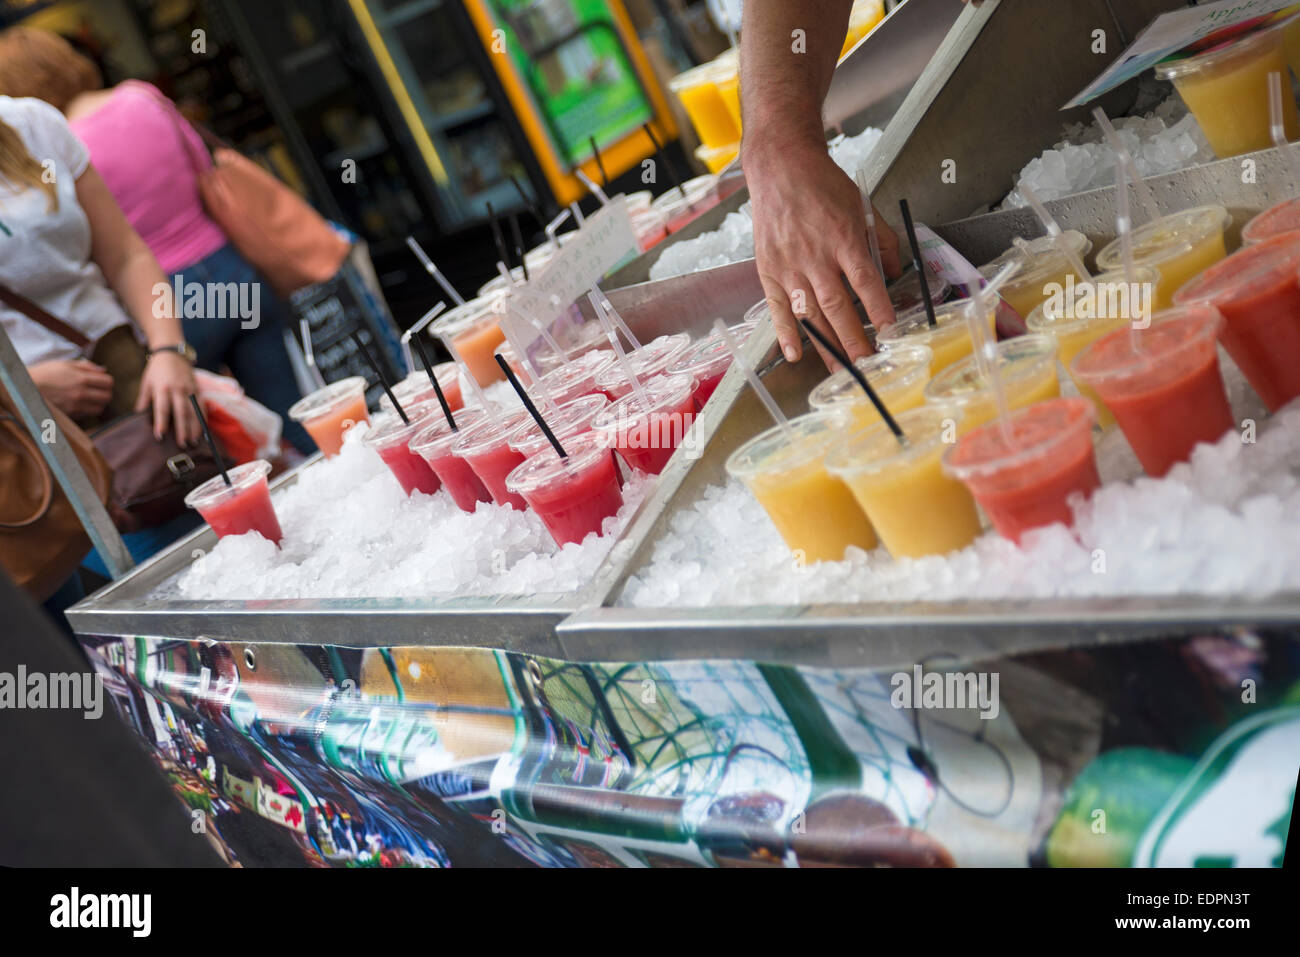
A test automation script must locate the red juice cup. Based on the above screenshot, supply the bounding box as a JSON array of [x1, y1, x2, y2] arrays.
[[1242, 197, 1300, 244], [943, 398, 1100, 544], [1071, 306, 1234, 477], [409, 409, 493, 512], [592, 372, 698, 475], [505, 431, 624, 546], [449, 410, 533, 509], [288, 376, 369, 458], [1172, 232, 1300, 412], [184, 459, 282, 544], [536, 349, 614, 406], [593, 333, 691, 399], [631, 207, 668, 252], [667, 333, 734, 408], [507, 393, 610, 457], [380, 363, 463, 416], [362, 402, 445, 496]]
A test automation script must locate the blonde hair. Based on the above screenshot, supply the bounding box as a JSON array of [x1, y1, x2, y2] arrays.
[[0, 27, 102, 111], [0, 117, 57, 212]]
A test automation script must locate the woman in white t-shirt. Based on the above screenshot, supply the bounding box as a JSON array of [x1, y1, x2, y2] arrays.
[[0, 95, 198, 444]]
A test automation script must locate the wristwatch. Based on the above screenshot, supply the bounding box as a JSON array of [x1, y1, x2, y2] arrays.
[[147, 342, 197, 364]]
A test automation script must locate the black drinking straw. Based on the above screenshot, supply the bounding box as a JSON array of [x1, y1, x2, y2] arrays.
[[510, 174, 544, 228], [642, 122, 686, 200], [509, 212, 529, 281], [188, 394, 231, 486], [589, 135, 608, 187], [411, 333, 456, 431], [350, 331, 408, 425], [486, 201, 512, 273], [799, 319, 907, 445], [494, 353, 566, 459], [898, 199, 937, 328]]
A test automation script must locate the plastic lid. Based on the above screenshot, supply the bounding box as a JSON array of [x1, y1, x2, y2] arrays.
[[504, 430, 616, 497], [381, 364, 460, 412], [743, 298, 771, 326], [1242, 198, 1300, 244], [594, 333, 692, 391], [979, 231, 1093, 288], [887, 267, 950, 313], [361, 401, 445, 449], [725, 409, 850, 481], [1070, 305, 1223, 386], [651, 177, 718, 214], [538, 349, 614, 402], [430, 296, 498, 338], [287, 376, 367, 422], [667, 333, 734, 381], [625, 190, 653, 214], [1173, 231, 1300, 308], [943, 397, 1096, 481], [593, 373, 697, 431], [1095, 205, 1231, 271], [1154, 16, 1294, 81], [1025, 266, 1161, 335], [825, 405, 958, 478], [184, 459, 272, 510], [449, 409, 533, 457], [409, 407, 489, 458], [809, 342, 933, 410], [924, 334, 1058, 403], [878, 296, 994, 344], [507, 393, 610, 456]]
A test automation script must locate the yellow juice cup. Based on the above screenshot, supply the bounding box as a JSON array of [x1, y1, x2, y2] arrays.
[[669, 59, 740, 149], [717, 73, 742, 134], [808, 342, 933, 430], [923, 334, 1061, 433], [876, 298, 998, 375], [1026, 266, 1160, 427], [979, 231, 1093, 320], [826, 405, 982, 560], [1095, 205, 1232, 310], [726, 410, 877, 563], [695, 142, 740, 174], [1155, 18, 1300, 159], [840, 0, 885, 59]]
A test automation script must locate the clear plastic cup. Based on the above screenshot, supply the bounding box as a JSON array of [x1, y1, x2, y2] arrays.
[[592, 372, 698, 475], [876, 297, 998, 375], [631, 208, 668, 252], [978, 231, 1093, 320], [380, 363, 463, 416], [1155, 18, 1300, 159], [1071, 305, 1233, 477], [537, 349, 614, 406], [1172, 231, 1300, 412], [432, 296, 507, 388], [923, 334, 1061, 434], [408, 408, 493, 513], [1242, 197, 1300, 244], [726, 410, 877, 563], [1026, 266, 1161, 427], [943, 397, 1099, 544], [593, 333, 692, 399], [668, 61, 740, 149], [808, 342, 934, 430], [887, 267, 951, 315], [449, 409, 534, 509], [665, 333, 740, 409], [505, 431, 624, 547], [507, 393, 610, 457], [288, 376, 370, 458], [625, 190, 653, 215], [1094, 205, 1232, 310], [184, 459, 282, 544], [695, 141, 739, 174], [362, 402, 445, 496], [825, 405, 981, 560], [652, 175, 721, 233]]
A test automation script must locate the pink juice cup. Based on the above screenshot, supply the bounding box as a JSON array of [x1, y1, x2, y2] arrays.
[[380, 363, 463, 416], [450, 409, 533, 509], [593, 372, 698, 475], [667, 333, 734, 409], [593, 333, 692, 400], [507, 393, 610, 457], [184, 459, 282, 544], [1241, 197, 1300, 244], [409, 408, 494, 513], [505, 431, 624, 546], [288, 376, 370, 458], [652, 175, 720, 232], [537, 349, 614, 406], [362, 402, 445, 496]]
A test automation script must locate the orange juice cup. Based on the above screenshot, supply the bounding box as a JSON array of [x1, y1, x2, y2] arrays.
[[668, 60, 740, 149], [876, 297, 998, 375], [1094, 205, 1231, 311], [923, 334, 1061, 434], [808, 342, 933, 430], [726, 410, 877, 563], [288, 376, 369, 458], [826, 405, 982, 560], [979, 231, 1093, 320], [433, 297, 508, 388]]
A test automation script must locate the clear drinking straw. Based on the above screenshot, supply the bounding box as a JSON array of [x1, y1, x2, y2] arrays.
[[1268, 70, 1300, 188], [570, 201, 585, 227], [1018, 181, 1092, 282], [575, 168, 609, 205], [299, 317, 327, 390], [1112, 159, 1146, 354], [713, 318, 791, 437], [589, 291, 652, 412], [436, 322, 494, 418], [1093, 107, 1160, 225], [546, 208, 571, 252], [405, 237, 465, 305], [400, 301, 447, 376], [591, 287, 643, 351], [854, 168, 886, 280], [967, 277, 1014, 445], [507, 296, 567, 360]]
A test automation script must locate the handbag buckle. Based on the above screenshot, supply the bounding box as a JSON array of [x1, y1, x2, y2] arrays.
[[166, 453, 196, 480]]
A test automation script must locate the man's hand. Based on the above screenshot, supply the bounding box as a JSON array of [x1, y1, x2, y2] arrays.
[[136, 351, 199, 445], [29, 359, 114, 420], [747, 137, 901, 368]]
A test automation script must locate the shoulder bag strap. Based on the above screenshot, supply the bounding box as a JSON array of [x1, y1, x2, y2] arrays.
[[0, 281, 93, 350]]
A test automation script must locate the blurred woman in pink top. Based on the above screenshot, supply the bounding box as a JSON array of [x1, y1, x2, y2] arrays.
[[0, 26, 313, 452]]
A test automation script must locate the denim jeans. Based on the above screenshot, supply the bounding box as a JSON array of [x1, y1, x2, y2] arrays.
[[171, 244, 314, 454]]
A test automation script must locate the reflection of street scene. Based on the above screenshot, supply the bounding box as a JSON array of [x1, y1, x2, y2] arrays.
[[78, 632, 1298, 868]]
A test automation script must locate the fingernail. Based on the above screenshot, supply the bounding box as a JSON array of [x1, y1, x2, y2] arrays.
[[783, 345, 798, 362]]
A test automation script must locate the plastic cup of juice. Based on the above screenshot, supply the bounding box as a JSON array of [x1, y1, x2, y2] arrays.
[[288, 375, 370, 458], [1094, 205, 1231, 310], [1025, 266, 1160, 428], [887, 267, 951, 315], [594, 333, 692, 400], [507, 393, 610, 457], [726, 410, 877, 563], [943, 397, 1100, 544], [362, 403, 445, 497], [592, 373, 698, 475], [1155, 18, 1300, 159], [840, 0, 885, 58], [184, 459, 282, 544], [876, 297, 998, 375], [380, 363, 463, 416], [668, 61, 740, 149], [537, 349, 614, 406], [666, 333, 738, 409], [631, 208, 669, 252], [1071, 305, 1234, 477], [652, 176, 720, 233], [625, 190, 653, 215], [826, 405, 982, 560], [1172, 231, 1300, 412], [808, 341, 934, 430], [505, 431, 624, 547], [979, 231, 1093, 320], [450, 409, 533, 509], [923, 334, 1061, 433], [408, 409, 494, 513], [695, 142, 739, 174], [433, 296, 508, 388], [1242, 197, 1300, 244]]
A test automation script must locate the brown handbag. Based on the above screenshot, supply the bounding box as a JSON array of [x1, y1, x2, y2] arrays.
[[0, 385, 113, 601], [0, 282, 228, 533]]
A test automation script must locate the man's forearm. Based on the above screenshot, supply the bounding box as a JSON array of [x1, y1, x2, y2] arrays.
[[739, 0, 853, 161]]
